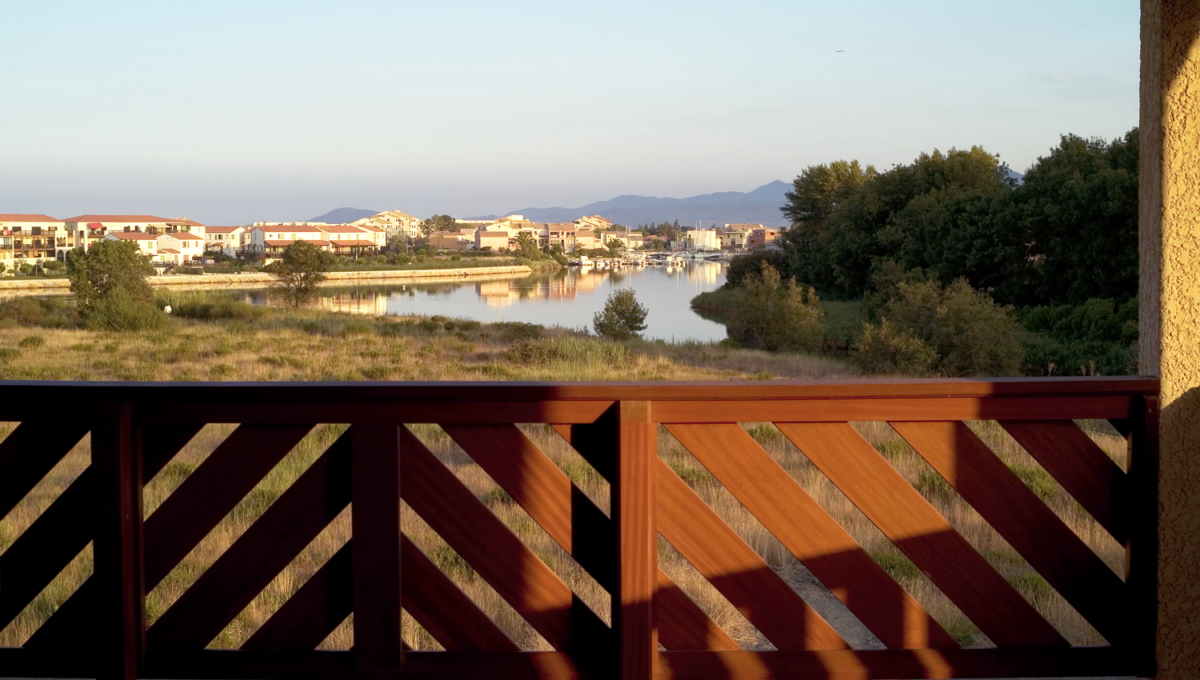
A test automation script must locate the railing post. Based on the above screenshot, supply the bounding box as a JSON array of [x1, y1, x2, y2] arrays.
[[351, 423, 404, 677], [92, 401, 142, 680], [1128, 395, 1159, 677], [613, 401, 657, 680]]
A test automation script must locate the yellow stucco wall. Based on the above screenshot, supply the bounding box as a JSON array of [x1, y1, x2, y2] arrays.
[[1140, 1, 1200, 677]]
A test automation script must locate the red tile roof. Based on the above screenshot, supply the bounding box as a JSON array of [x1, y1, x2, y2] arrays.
[[0, 214, 62, 223], [158, 248, 181, 254], [161, 232, 203, 240], [329, 239, 375, 246], [205, 226, 243, 233], [320, 225, 367, 233], [63, 215, 179, 224], [108, 232, 158, 241]]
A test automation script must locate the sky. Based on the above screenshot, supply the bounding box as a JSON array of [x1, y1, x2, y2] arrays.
[[0, 1, 1139, 225]]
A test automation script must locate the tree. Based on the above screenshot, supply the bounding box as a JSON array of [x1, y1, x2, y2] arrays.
[[781, 159, 876, 229], [1015, 130, 1139, 305], [727, 262, 823, 352], [422, 214, 458, 237], [267, 240, 333, 307], [593, 289, 648, 340], [66, 239, 155, 309], [514, 232, 541, 259]]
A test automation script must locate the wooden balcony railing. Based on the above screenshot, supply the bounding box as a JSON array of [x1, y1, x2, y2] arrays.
[[0, 377, 1158, 680]]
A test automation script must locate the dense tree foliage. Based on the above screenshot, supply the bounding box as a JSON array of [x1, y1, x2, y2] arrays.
[[66, 239, 155, 308], [268, 240, 334, 307], [421, 214, 459, 236], [775, 130, 1138, 306], [593, 289, 648, 340], [727, 263, 823, 352]]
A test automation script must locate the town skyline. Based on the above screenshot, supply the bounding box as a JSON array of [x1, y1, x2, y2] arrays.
[[2, 1, 1138, 225]]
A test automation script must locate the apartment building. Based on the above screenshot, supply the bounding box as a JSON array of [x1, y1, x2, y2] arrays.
[[748, 227, 781, 250], [158, 231, 205, 262], [475, 230, 510, 251], [352, 211, 424, 240], [321, 224, 380, 256], [246, 225, 331, 256], [0, 214, 64, 265], [59, 215, 206, 258], [103, 231, 159, 258], [205, 226, 247, 257]]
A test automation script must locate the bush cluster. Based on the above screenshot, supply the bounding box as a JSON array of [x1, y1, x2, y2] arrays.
[[854, 278, 1024, 376], [503, 337, 628, 365], [727, 263, 823, 352]]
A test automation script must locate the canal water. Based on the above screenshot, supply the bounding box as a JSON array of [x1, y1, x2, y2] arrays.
[[239, 261, 730, 343]]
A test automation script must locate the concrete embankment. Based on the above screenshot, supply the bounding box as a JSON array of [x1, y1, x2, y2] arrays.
[[0, 265, 533, 294]]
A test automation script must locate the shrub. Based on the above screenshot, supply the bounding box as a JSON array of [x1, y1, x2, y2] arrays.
[[593, 289, 649, 341], [856, 278, 1023, 376], [83, 287, 169, 332], [18, 264, 33, 275], [493, 321, 543, 341], [725, 250, 791, 288], [727, 262, 823, 352], [18, 335, 45, 348], [173, 298, 262, 321], [0, 297, 77, 328], [0, 348, 21, 363], [853, 319, 938, 375], [503, 337, 629, 365]]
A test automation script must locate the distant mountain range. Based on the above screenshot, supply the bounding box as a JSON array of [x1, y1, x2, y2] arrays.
[[309, 181, 793, 228], [470, 180, 792, 227], [309, 207, 378, 224]]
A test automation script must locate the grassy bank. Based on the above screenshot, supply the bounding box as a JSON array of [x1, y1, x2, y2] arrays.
[[0, 291, 847, 382]]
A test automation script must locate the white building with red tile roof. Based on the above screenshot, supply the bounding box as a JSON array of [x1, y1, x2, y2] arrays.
[[158, 231, 204, 262], [204, 226, 247, 257], [0, 214, 64, 266], [60, 215, 205, 258], [247, 225, 331, 257], [103, 231, 159, 258]]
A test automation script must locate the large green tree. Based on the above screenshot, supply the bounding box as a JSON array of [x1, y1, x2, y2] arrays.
[[421, 214, 459, 237], [268, 240, 334, 306], [65, 239, 155, 308], [1016, 129, 1139, 305]]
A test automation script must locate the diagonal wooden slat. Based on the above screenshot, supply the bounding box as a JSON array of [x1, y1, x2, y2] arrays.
[[775, 422, 1067, 648], [5, 424, 202, 637], [399, 426, 611, 653], [146, 424, 313, 589], [147, 430, 352, 649], [892, 421, 1130, 645], [657, 457, 846, 650], [0, 421, 88, 519], [1001, 420, 1129, 544], [448, 423, 737, 651], [244, 535, 520, 653], [399, 533, 520, 652], [667, 423, 958, 650], [241, 543, 353, 652], [0, 469, 94, 631]]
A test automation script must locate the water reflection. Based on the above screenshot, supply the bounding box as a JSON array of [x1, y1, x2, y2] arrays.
[[239, 262, 729, 342]]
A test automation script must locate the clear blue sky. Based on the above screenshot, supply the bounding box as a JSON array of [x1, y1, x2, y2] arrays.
[[0, 1, 1139, 225]]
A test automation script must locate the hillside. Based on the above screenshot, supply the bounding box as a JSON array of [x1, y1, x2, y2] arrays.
[[309, 207, 378, 224], [472, 180, 791, 227]]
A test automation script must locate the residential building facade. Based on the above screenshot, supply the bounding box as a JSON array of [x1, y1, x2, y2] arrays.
[[0, 214, 64, 265]]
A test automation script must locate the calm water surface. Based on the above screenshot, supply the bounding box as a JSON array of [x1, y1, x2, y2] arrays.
[[240, 261, 730, 343]]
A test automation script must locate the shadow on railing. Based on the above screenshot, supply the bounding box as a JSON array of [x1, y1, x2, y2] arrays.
[[0, 377, 1158, 679]]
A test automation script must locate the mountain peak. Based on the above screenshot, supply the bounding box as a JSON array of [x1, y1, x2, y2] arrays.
[[309, 207, 378, 224]]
